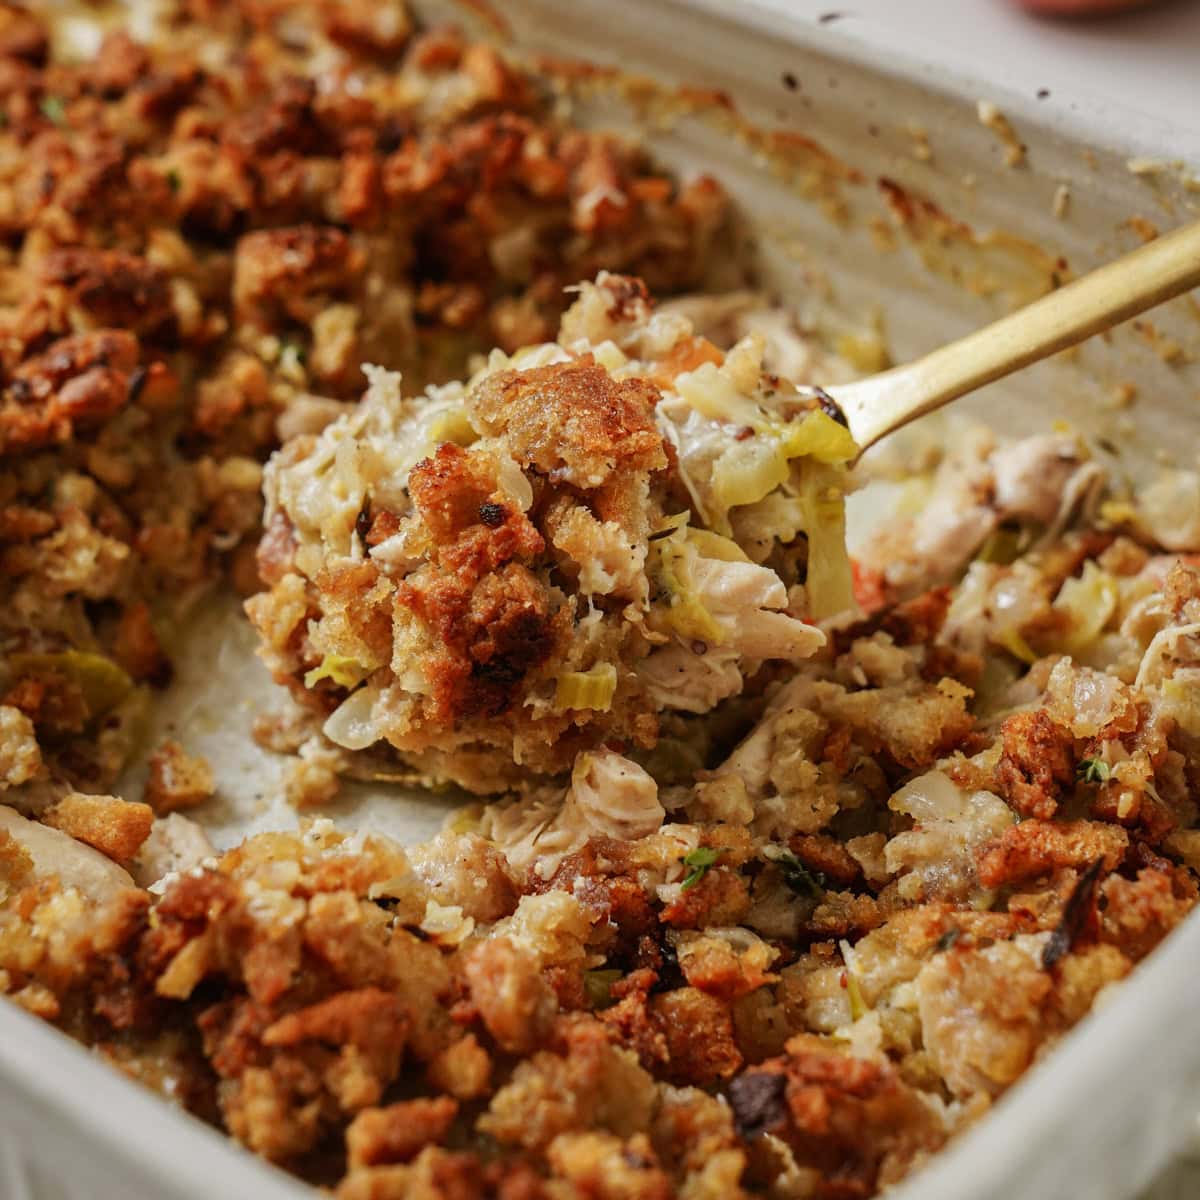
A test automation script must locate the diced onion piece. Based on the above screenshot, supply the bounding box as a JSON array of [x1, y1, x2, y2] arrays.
[[554, 663, 618, 712], [426, 406, 479, 447], [592, 340, 628, 372], [0, 805, 135, 900], [673, 361, 761, 428], [323, 683, 381, 750]]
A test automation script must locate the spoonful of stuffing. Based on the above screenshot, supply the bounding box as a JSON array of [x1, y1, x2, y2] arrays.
[[248, 229, 1198, 795], [822, 217, 1200, 455]]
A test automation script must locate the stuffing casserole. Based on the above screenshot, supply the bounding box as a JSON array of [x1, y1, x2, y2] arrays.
[[247, 272, 840, 795], [2, 4, 1200, 1200]]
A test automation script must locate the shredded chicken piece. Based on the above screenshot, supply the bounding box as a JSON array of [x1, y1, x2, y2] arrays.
[[0, 805, 135, 899], [483, 750, 664, 878], [862, 431, 1093, 594]]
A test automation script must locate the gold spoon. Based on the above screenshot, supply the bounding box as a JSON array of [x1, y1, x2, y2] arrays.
[[821, 218, 1200, 455]]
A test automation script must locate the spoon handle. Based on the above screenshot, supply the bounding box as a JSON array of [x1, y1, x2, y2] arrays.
[[825, 217, 1200, 455]]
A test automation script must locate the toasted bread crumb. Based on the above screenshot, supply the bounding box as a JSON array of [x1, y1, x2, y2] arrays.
[[42, 793, 154, 865], [144, 740, 215, 814]]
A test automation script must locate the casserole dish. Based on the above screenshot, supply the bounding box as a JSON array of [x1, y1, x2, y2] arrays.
[[2, 1, 1199, 1197]]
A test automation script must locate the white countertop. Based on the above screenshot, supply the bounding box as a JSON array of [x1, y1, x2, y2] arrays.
[[778, 0, 1200, 139]]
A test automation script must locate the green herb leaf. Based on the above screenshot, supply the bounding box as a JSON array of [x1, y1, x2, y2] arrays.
[[1076, 758, 1111, 784], [583, 968, 622, 1010], [39, 95, 65, 126], [166, 168, 181, 193], [680, 846, 722, 891], [774, 851, 827, 899]]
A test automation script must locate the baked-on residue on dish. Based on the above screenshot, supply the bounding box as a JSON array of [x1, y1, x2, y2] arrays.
[[2, 6, 1200, 1200]]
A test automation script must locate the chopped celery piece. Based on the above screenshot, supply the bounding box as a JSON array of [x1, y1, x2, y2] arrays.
[[712, 438, 790, 512], [778, 410, 859, 464], [1053, 562, 1118, 653], [554, 663, 617, 712], [798, 462, 854, 619], [304, 655, 369, 689], [686, 528, 750, 563], [9, 650, 133, 719], [653, 526, 727, 646]]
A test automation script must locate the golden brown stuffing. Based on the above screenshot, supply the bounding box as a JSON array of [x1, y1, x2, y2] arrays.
[[41, 793, 154, 865], [346, 1097, 459, 1169], [0, 2, 727, 794], [994, 708, 1076, 820], [731, 1036, 945, 1194], [143, 739, 216, 813], [976, 819, 1129, 889], [463, 937, 556, 1055], [1, 7, 1199, 1200], [248, 276, 842, 788], [1, 330, 144, 453], [467, 359, 668, 508]]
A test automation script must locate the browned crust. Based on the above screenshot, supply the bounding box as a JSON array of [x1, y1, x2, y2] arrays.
[[41, 793, 154, 865], [144, 739, 216, 814], [976, 819, 1129, 890], [397, 561, 563, 724], [994, 709, 1075, 820], [409, 443, 545, 578], [467, 359, 667, 490], [37, 248, 173, 336], [1, 330, 141, 453], [345, 1096, 458, 1169]]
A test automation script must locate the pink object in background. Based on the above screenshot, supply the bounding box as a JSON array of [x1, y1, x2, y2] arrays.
[[1016, 0, 1162, 14]]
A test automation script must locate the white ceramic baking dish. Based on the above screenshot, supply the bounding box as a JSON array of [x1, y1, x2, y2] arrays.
[[3, 2, 1199, 1197]]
